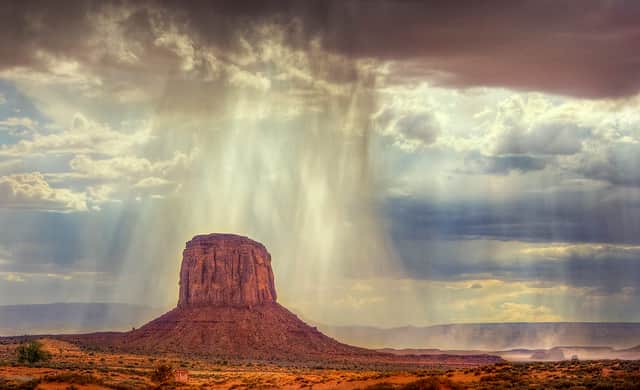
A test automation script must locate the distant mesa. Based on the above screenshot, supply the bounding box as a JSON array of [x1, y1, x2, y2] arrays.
[[531, 348, 565, 361]]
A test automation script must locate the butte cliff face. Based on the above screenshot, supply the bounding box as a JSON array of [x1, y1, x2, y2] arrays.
[[178, 234, 277, 308]]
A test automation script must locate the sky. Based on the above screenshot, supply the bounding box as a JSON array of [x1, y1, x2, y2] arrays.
[[1, 0, 640, 327]]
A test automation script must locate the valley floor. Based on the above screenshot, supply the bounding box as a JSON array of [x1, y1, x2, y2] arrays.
[[1, 338, 639, 389]]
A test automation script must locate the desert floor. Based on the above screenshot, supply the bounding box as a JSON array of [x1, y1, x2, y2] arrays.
[[1, 338, 640, 389]]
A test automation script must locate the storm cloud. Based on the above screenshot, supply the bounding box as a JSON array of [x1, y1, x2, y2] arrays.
[[386, 192, 640, 245], [1, 1, 640, 327], [2, 1, 640, 98]]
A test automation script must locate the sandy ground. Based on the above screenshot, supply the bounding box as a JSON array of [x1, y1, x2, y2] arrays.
[[1, 338, 639, 389], [0, 338, 448, 389]]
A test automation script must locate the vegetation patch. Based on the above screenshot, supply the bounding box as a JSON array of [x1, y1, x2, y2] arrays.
[[16, 341, 50, 365]]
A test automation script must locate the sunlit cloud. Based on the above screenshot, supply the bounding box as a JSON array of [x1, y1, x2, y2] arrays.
[[495, 302, 561, 322], [0, 115, 151, 157], [0, 172, 87, 211], [2, 273, 25, 283]]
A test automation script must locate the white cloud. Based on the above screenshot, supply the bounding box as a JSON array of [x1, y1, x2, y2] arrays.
[[374, 104, 441, 151], [228, 66, 271, 91], [133, 177, 171, 189], [574, 141, 640, 186], [86, 184, 117, 204], [54, 151, 194, 201], [0, 114, 151, 157], [2, 273, 25, 283], [0, 172, 87, 211], [0, 107, 193, 203], [375, 84, 640, 203], [495, 302, 561, 322], [397, 113, 440, 144], [154, 27, 197, 72], [0, 54, 103, 96], [70, 155, 154, 179], [46, 273, 73, 281], [0, 117, 38, 135], [519, 243, 640, 260], [70, 151, 192, 182], [489, 94, 591, 156], [0, 270, 105, 285]]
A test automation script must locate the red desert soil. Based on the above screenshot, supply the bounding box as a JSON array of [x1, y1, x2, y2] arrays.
[[0, 338, 468, 389], [3, 338, 639, 390]]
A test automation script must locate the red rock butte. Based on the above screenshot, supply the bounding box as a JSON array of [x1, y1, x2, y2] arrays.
[[74, 233, 371, 360], [178, 234, 277, 308], [58, 233, 502, 366]]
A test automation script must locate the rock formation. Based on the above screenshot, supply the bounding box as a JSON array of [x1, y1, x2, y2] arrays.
[[59, 233, 502, 366], [178, 234, 276, 308], [103, 233, 369, 360]]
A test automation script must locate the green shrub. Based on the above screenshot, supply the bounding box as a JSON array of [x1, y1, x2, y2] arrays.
[[16, 341, 50, 364]]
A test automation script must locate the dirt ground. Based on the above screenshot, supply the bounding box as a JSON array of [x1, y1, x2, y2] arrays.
[[0, 338, 446, 389], [1, 338, 639, 389]]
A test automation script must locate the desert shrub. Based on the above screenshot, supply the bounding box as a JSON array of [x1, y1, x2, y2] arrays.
[[400, 377, 463, 390], [364, 383, 395, 390], [151, 363, 175, 384], [0, 378, 41, 390], [16, 341, 50, 364], [17, 379, 42, 390], [0, 378, 42, 390], [43, 373, 104, 386]]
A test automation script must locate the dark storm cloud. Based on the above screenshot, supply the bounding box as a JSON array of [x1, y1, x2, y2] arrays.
[[2, 1, 640, 98], [393, 237, 640, 294], [385, 192, 640, 292], [0, 206, 138, 274], [462, 153, 548, 175], [395, 113, 440, 145], [579, 142, 640, 187], [144, 0, 640, 97], [353, 0, 640, 98], [494, 121, 590, 156], [0, 1, 96, 69], [385, 193, 640, 245]]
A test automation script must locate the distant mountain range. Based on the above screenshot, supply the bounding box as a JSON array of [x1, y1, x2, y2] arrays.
[[0, 303, 165, 336], [377, 345, 640, 362], [317, 322, 640, 350]]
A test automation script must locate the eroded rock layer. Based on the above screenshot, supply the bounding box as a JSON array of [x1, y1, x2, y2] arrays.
[[178, 234, 277, 307], [121, 303, 369, 360]]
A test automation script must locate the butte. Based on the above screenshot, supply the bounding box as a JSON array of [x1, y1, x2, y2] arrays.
[[76, 234, 368, 360], [60, 233, 501, 366]]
